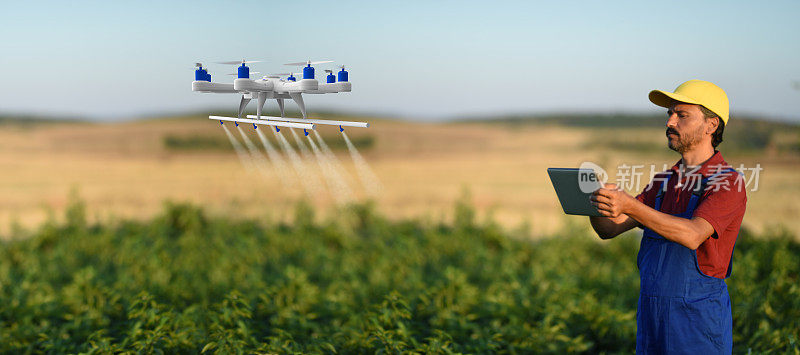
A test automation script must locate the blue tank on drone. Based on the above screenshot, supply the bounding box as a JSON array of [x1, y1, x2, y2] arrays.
[[326, 71, 336, 83], [238, 64, 249, 79], [195, 67, 211, 82], [303, 65, 315, 79], [338, 67, 348, 82]]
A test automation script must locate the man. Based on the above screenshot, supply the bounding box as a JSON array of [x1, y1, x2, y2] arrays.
[[589, 79, 747, 354]]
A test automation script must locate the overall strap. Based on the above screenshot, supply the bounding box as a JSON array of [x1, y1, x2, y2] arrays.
[[654, 178, 668, 212]]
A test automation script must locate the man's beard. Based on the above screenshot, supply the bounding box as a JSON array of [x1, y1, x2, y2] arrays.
[[667, 126, 704, 153]]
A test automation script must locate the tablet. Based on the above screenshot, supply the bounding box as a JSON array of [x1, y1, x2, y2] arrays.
[[547, 168, 604, 217]]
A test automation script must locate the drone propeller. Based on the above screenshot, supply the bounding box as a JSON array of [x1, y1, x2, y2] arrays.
[[324, 69, 333, 74], [216, 59, 262, 65], [195, 62, 203, 68], [284, 60, 333, 66]]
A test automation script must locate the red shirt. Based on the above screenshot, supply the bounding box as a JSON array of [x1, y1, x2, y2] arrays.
[[635, 151, 747, 278]]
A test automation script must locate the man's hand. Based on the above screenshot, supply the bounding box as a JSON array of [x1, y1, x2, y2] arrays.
[[590, 183, 637, 218], [589, 183, 716, 249]]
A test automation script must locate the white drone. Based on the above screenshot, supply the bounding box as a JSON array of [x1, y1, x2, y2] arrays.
[[192, 59, 368, 134]]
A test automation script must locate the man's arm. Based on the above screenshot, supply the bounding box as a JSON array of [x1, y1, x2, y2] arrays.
[[590, 214, 640, 239], [589, 184, 641, 239], [591, 187, 715, 250]]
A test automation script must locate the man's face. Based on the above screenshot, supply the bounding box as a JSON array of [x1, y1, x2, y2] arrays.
[[665, 103, 710, 153]]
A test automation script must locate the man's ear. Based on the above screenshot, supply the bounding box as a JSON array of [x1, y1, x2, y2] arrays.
[[706, 116, 719, 135]]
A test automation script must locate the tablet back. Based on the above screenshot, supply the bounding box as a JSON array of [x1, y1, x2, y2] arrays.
[[547, 168, 604, 217]]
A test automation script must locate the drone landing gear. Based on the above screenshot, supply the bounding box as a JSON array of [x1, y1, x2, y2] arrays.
[[256, 92, 267, 119], [276, 98, 285, 118], [238, 95, 251, 118], [288, 93, 306, 119]]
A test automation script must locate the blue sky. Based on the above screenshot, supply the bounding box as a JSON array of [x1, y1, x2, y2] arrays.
[[1, 0, 798, 121]]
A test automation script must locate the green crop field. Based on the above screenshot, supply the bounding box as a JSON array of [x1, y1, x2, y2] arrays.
[[1, 197, 798, 353]]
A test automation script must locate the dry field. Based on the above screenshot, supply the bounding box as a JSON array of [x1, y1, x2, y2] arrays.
[[1, 116, 798, 238]]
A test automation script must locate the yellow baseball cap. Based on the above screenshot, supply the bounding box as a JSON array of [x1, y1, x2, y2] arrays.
[[649, 79, 730, 124]]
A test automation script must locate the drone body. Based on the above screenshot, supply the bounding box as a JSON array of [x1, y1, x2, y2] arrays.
[[192, 60, 366, 131]]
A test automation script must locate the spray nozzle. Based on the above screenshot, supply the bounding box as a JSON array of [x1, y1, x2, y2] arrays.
[[275, 126, 280, 133], [304, 129, 309, 136], [339, 125, 344, 132], [219, 120, 224, 125], [235, 122, 239, 127], [253, 123, 258, 129]]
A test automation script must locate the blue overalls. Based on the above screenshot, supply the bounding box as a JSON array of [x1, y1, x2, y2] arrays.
[[636, 168, 738, 354]]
